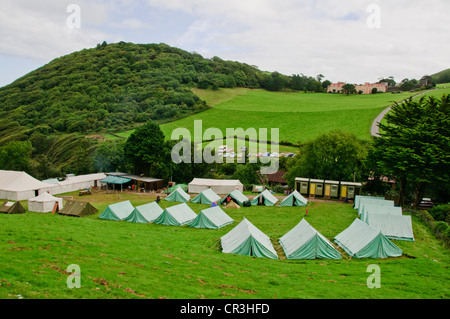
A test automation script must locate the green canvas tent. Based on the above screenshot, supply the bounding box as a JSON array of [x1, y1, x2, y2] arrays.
[[334, 218, 402, 258], [0, 200, 26, 214], [220, 217, 278, 259], [359, 205, 403, 223], [57, 200, 98, 217], [358, 199, 395, 216], [219, 189, 249, 206], [99, 200, 134, 221], [124, 202, 163, 223], [250, 189, 278, 206], [154, 203, 197, 226], [354, 195, 386, 210], [164, 187, 190, 203], [279, 190, 308, 207], [163, 183, 188, 194], [191, 188, 221, 205], [189, 206, 234, 229], [367, 214, 414, 241], [280, 219, 341, 259]]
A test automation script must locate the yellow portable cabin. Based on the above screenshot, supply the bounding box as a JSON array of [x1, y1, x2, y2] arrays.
[[294, 178, 309, 196], [309, 179, 324, 198], [340, 182, 362, 200], [324, 180, 340, 199]]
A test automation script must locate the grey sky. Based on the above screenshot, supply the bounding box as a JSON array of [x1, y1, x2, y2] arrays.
[[0, 0, 449, 87]]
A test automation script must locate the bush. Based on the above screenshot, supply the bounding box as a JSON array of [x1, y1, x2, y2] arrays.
[[445, 227, 450, 238], [428, 204, 450, 222], [434, 221, 449, 234], [418, 210, 434, 223]]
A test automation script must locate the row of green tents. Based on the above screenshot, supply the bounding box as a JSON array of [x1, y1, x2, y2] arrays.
[[222, 213, 408, 260], [165, 187, 308, 207], [355, 195, 414, 242], [98, 200, 234, 229], [320, 195, 415, 259], [221, 218, 343, 260]]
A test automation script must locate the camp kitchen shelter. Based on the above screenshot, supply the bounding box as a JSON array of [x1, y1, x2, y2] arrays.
[[105, 172, 164, 192], [359, 205, 403, 223], [324, 180, 340, 199], [339, 181, 362, 200], [354, 195, 386, 210], [220, 217, 278, 259], [189, 206, 234, 229], [188, 178, 243, 194], [294, 178, 309, 196], [250, 189, 278, 206], [101, 175, 132, 192], [358, 199, 395, 216], [28, 192, 63, 213], [191, 188, 221, 205], [366, 214, 415, 241], [334, 218, 402, 258], [154, 203, 197, 226], [279, 219, 341, 259], [0, 170, 57, 201], [279, 190, 308, 207], [219, 189, 249, 206], [57, 200, 98, 217], [0, 200, 26, 214], [165, 187, 191, 202], [124, 202, 164, 223], [309, 179, 324, 198], [99, 200, 134, 221]]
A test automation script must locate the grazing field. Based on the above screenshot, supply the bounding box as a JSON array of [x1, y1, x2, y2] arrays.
[[0, 191, 448, 299], [160, 89, 416, 144]]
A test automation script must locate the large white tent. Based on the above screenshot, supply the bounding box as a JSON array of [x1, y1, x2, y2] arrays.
[[28, 192, 63, 213], [51, 173, 106, 194], [0, 170, 57, 201], [188, 178, 243, 194]]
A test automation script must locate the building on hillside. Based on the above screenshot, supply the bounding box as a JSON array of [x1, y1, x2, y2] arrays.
[[420, 75, 433, 87], [327, 82, 388, 94], [259, 170, 288, 188], [327, 82, 346, 93]]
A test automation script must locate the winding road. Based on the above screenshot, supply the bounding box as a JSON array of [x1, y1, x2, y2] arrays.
[[370, 89, 434, 137]]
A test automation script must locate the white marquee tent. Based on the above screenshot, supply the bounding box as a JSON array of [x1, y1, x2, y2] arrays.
[[188, 178, 243, 194], [0, 170, 57, 201], [51, 173, 106, 194], [28, 192, 64, 213]]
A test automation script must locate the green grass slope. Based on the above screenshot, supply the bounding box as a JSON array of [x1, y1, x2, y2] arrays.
[[0, 192, 448, 299], [161, 89, 417, 144]]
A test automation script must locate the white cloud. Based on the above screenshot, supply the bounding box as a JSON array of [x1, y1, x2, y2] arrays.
[[1, 0, 449, 86]]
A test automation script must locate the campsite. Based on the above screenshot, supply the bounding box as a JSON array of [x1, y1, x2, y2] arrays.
[[0, 188, 449, 299]]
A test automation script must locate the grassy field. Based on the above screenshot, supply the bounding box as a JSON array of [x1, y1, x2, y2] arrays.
[[106, 87, 450, 149], [0, 191, 448, 299], [160, 89, 418, 145]]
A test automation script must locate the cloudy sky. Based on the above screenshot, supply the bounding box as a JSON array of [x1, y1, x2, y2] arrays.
[[0, 0, 449, 87]]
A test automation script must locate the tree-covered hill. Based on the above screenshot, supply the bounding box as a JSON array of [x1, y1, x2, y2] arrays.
[[432, 68, 450, 84], [0, 41, 269, 144]]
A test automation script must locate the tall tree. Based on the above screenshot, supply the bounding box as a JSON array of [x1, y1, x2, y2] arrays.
[[285, 130, 369, 186], [342, 83, 356, 96], [367, 95, 450, 206], [123, 120, 172, 178]]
